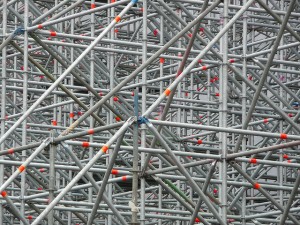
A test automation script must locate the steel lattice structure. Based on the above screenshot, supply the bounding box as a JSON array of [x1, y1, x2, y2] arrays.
[[1, 0, 300, 224]]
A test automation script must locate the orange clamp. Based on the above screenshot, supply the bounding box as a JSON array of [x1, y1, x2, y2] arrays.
[[164, 88, 171, 96], [1, 191, 7, 197], [101, 145, 109, 153], [201, 66, 207, 71], [88, 129, 94, 135], [19, 165, 25, 173], [249, 158, 257, 164], [111, 169, 119, 175], [82, 142, 90, 148], [280, 133, 288, 139], [115, 15, 121, 22], [50, 31, 57, 37], [253, 183, 260, 189], [8, 148, 14, 155]]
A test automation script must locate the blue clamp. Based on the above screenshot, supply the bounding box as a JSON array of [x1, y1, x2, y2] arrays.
[[13, 27, 25, 37], [137, 116, 149, 125], [131, 0, 138, 3]]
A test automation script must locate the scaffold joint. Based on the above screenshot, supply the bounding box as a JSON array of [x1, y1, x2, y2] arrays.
[[13, 27, 25, 36], [137, 116, 149, 125]]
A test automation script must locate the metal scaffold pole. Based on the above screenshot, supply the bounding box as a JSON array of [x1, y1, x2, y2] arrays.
[[1, 0, 300, 224]]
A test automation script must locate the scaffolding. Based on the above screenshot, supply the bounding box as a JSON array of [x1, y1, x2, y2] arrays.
[[0, 0, 300, 224]]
